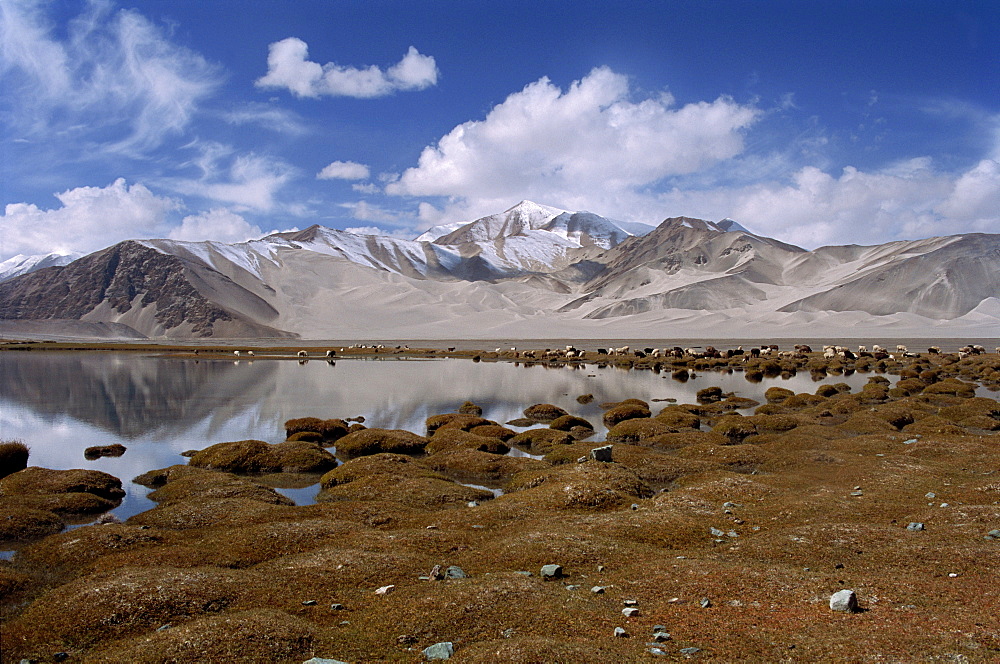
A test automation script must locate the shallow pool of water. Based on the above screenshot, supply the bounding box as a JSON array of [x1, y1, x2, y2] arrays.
[[0, 351, 880, 536]]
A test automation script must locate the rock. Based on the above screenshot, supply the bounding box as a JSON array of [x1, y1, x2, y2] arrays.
[[422, 641, 454, 660], [709, 527, 725, 537], [906, 522, 925, 531], [565, 585, 580, 591], [623, 599, 638, 606], [652, 631, 672, 642], [374, 585, 395, 595], [986, 529, 1000, 540], [829, 589, 858, 612], [649, 647, 667, 656], [83, 444, 127, 460], [614, 627, 629, 638], [540, 564, 563, 579], [329, 603, 344, 611], [591, 586, 606, 594], [301, 599, 317, 606], [302, 659, 350, 664], [590, 445, 613, 462], [445, 566, 468, 579], [622, 607, 640, 617], [700, 598, 711, 608], [680, 647, 701, 655]]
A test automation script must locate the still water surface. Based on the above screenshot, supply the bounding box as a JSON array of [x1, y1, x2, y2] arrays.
[[2, 352, 879, 527]]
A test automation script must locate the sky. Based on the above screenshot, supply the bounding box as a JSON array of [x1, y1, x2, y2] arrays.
[[1, 0, 998, 262]]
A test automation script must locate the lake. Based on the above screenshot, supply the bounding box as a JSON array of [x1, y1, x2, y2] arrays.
[[0, 350, 889, 545]]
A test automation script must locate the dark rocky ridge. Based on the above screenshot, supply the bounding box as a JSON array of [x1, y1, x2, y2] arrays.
[[0, 241, 289, 338]]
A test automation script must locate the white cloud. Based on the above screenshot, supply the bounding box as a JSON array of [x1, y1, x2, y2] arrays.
[[650, 156, 1000, 248], [168, 208, 263, 243], [385, 66, 758, 218], [344, 225, 414, 240], [0, 1, 220, 153], [318, 161, 370, 180], [255, 38, 438, 98], [166, 152, 295, 211], [0, 178, 178, 259], [222, 103, 307, 135], [341, 200, 401, 224], [352, 183, 380, 194]]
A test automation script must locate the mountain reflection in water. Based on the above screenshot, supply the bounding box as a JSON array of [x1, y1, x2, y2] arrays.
[[0, 352, 875, 526]]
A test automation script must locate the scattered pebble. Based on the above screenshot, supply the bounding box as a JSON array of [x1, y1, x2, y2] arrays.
[[985, 529, 1000, 540], [330, 603, 344, 611], [709, 527, 725, 537], [302, 658, 349, 664], [301, 599, 317, 606], [925, 492, 936, 499], [700, 598, 711, 608], [622, 607, 640, 617], [156, 623, 172, 632], [445, 565, 468, 579], [829, 589, 858, 612], [652, 631, 672, 642], [649, 647, 668, 656], [466, 501, 479, 508], [630, 503, 639, 510], [680, 647, 701, 655], [375, 585, 395, 595], [907, 522, 925, 531], [614, 627, 629, 638], [949, 572, 959, 578], [850, 490, 864, 497], [591, 586, 606, 594], [623, 599, 638, 606]]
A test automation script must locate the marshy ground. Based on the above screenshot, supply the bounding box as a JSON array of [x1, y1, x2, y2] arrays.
[[1, 345, 999, 662]]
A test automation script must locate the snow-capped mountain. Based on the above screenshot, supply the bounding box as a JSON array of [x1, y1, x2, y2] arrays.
[[0, 252, 81, 283], [1, 202, 997, 339]]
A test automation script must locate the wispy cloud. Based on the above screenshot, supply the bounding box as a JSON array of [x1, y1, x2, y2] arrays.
[[165, 152, 296, 212], [0, 0, 221, 154], [222, 102, 307, 135], [256, 38, 438, 98]]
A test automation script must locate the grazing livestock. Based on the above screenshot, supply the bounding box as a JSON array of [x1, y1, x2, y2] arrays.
[[928, 346, 941, 354], [325, 350, 336, 358], [234, 350, 241, 357], [247, 350, 254, 357], [297, 350, 307, 357]]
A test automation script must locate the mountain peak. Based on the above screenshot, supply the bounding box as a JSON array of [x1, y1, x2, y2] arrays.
[[657, 216, 750, 235]]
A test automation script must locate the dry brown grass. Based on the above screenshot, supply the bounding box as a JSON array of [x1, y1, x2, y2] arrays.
[[3, 366, 1000, 663]]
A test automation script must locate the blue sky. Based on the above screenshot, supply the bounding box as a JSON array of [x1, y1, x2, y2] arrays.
[[1, 0, 997, 261]]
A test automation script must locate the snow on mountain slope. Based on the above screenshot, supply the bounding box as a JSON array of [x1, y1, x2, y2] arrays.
[[2, 200, 998, 339], [0, 252, 82, 283]]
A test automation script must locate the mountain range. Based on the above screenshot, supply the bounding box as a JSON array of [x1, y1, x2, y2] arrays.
[[1, 201, 998, 339]]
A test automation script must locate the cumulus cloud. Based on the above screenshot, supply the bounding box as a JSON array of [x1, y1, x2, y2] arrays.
[[0, 1, 220, 153], [318, 161, 371, 180], [0, 179, 178, 259], [385, 66, 758, 219], [256, 39, 438, 98], [651, 156, 1000, 248], [168, 208, 263, 243]]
